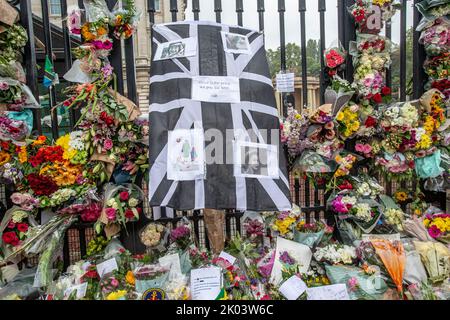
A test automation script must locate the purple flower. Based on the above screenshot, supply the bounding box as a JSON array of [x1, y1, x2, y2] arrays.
[[279, 251, 296, 265], [170, 225, 190, 242], [101, 63, 114, 78]]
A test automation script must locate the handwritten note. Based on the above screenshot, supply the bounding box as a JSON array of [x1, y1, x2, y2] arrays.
[[192, 76, 240, 103], [64, 282, 88, 299], [270, 237, 312, 285], [276, 72, 295, 93], [190, 267, 222, 300], [219, 251, 236, 265], [96, 258, 118, 277], [279, 275, 307, 300], [306, 284, 350, 300]]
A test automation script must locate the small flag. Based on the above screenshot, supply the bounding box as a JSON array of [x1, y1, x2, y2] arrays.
[[43, 55, 59, 88]]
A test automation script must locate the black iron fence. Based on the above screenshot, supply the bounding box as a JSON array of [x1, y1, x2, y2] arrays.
[[6, 0, 429, 267]]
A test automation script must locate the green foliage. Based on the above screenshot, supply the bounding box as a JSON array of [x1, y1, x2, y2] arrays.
[[266, 40, 321, 79]]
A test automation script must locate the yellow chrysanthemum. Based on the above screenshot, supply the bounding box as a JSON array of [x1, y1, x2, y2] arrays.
[[18, 146, 27, 163], [106, 290, 127, 300], [336, 112, 345, 122], [416, 134, 432, 150], [0, 151, 11, 166]]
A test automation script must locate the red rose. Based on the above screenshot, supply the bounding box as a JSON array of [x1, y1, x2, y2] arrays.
[[372, 93, 382, 104], [124, 209, 135, 219], [82, 269, 99, 280], [17, 223, 29, 233], [365, 116, 377, 128], [2, 231, 19, 246], [381, 87, 391, 96], [119, 191, 129, 201], [27, 173, 58, 196]]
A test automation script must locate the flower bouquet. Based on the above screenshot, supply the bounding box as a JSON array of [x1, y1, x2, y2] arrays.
[[170, 223, 192, 251], [419, 18, 450, 56], [324, 41, 346, 77], [0, 207, 35, 255], [336, 104, 361, 139], [314, 244, 357, 266], [423, 52, 450, 80], [133, 264, 170, 298], [325, 264, 388, 300], [109, 0, 141, 40], [413, 240, 450, 284], [423, 213, 450, 243], [280, 107, 311, 162], [269, 206, 301, 240], [294, 220, 333, 249], [96, 183, 144, 238], [139, 223, 167, 252], [356, 240, 406, 293]]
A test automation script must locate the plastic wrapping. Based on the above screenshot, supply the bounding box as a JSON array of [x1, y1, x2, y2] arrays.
[[292, 151, 336, 174], [0, 77, 40, 109], [0, 267, 40, 300], [370, 239, 406, 293], [83, 0, 111, 22], [139, 222, 168, 252], [34, 215, 76, 288], [97, 183, 144, 238], [414, 241, 450, 283], [325, 264, 387, 300]]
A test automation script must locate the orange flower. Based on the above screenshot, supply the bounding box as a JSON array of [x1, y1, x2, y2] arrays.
[[125, 271, 135, 286], [18, 146, 27, 163], [0, 151, 11, 166], [81, 23, 95, 41], [96, 26, 108, 37], [32, 136, 47, 146]]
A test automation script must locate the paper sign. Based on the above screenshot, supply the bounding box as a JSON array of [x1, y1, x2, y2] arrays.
[[96, 258, 118, 277], [279, 275, 307, 300], [221, 31, 252, 55], [362, 233, 401, 241], [192, 76, 240, 103], [64, 282, 88, 299], [306, 284, 350, 300], [167, 128, 205, 181], [276, 73, 295, 93], [190, 267, 222, 300], [234, 141, 279, 179], [159, 253, 182, 277], [154, 37, 197, 61], [219, 251, 236, 265], [270, 237, 312, 285]]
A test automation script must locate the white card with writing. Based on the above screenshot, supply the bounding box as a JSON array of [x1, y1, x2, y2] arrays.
[[159, 253, 182, 278], [362, 233, 401, 241], [192, 76, 240, 103], [276, 72, 295, 93], [167, 128, 205, 181], [190, 267, 222, 300], [306, 284, 350, 300], [219, 251, 236, 265], [154, 37, 197, 61], [270, 237, 312, 285], [279, 275, 307, 300], [64, 282, 88, 299], [96, 258, 118, 277], [221, 31, 252, 55]]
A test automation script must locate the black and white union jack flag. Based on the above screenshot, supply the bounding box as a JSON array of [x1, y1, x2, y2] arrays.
[[149, 21, 291, 212]]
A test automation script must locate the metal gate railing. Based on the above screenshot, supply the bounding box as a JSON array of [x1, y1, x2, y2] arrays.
[[5, 0, 428, 268]]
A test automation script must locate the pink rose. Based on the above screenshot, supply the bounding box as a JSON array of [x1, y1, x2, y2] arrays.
[[111, 278, 119, 287], [11, 193, 25, 205], [103, 139, 113, 151], [119, 191, 129, 201], [7, 221, 16, 229], [105, 208, 117, 221], [0, 82, 9, 90]]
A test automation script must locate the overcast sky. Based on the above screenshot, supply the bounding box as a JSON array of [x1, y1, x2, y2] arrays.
[[184, 0, 415, 50]]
